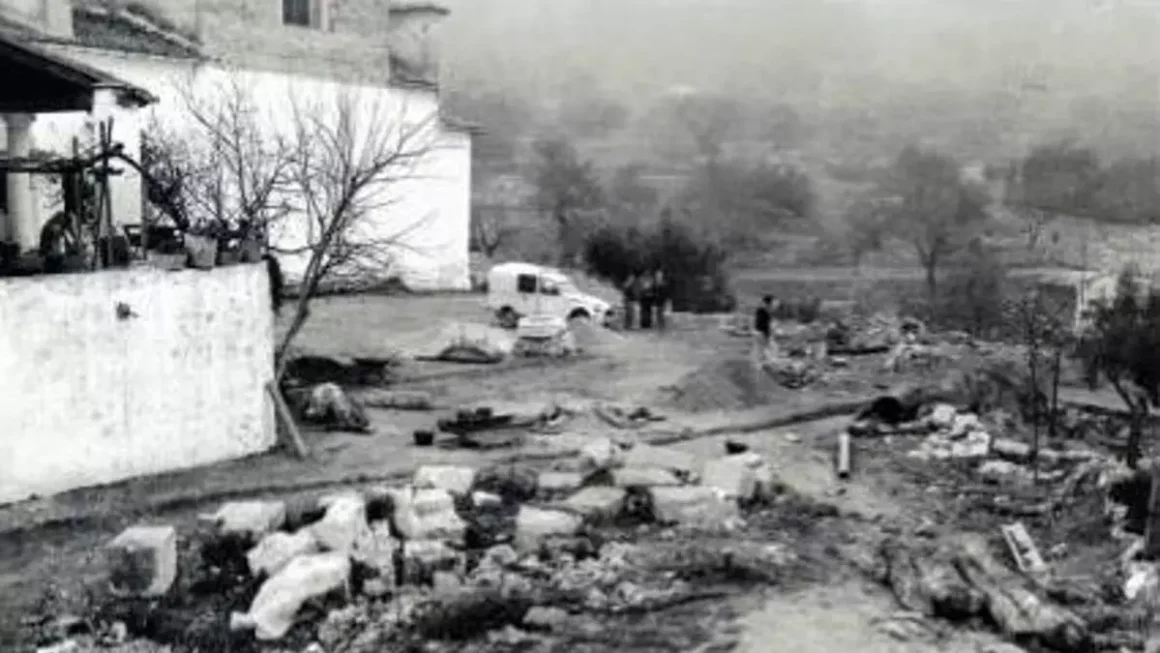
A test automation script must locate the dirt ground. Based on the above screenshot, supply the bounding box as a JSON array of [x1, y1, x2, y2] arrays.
[[0, 293, 1137, 653]]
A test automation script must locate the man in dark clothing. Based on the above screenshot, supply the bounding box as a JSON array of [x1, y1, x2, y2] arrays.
[[754, 295, 773, 345]]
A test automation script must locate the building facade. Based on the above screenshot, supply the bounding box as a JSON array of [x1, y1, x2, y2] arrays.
[[0, 0, 472, 290]]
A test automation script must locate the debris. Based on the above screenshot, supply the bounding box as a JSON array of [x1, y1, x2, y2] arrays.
[[724, 440, 749, 454], [579, 437, 627, 472], [514, 506, 583, 550], [563, 486, 628, 522], [701, 458, 758, 502], [359, 389, 434, 411], [352, 522, 397, 585], [106, 525, 178, 598], [593, 403, 666, 429], [413, 465, 477, 496], [246, 530, 320, 577], [1000, 523, 1047, 574], [837, 431, 852, 480], [400, 539, 463, 584], [309, 493, 370, 553], [522, 605, 570, 631], [232, 552, 351, 641], [647, 486, 740, 526], [302, 382, 371, 433], [978, 460, 1034, 486], [537, 471, 586, 497], [611, 466, 683, 488], [389, 487, 467, 542], [201, 501, 287, 542], [474, 463, 539, 503]]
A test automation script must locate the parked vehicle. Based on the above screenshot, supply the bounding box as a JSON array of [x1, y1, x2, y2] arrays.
[[485, 262, 613, 329]]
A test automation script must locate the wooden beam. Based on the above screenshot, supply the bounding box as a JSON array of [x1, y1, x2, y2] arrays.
[[266, 381, 309, 459]]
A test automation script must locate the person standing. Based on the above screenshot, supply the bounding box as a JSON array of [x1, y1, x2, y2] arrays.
[[754, 295, 773, 358], [653, 269, 669, 331], [622, 273, 639, 330], [639, 273, 655, 330]]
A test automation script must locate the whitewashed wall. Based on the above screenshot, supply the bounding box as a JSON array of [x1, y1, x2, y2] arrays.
[[29, 46, 471, 291], [0, 263, 275, 505]]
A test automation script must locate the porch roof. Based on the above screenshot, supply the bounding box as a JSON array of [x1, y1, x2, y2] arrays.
[[0, 31, 155, 114]]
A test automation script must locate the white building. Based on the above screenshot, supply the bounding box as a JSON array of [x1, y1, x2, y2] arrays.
[[0, 0, 473, 290]]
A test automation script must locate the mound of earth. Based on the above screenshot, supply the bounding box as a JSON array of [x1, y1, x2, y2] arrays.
[[664, 357, 784, 412]]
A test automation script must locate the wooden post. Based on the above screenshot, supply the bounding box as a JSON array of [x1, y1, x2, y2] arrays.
[[267, 381, 309, 459]]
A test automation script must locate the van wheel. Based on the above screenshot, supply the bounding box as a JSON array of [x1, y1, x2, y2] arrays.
[[497, 307, 518, 329], [568, 308, 591, 323]]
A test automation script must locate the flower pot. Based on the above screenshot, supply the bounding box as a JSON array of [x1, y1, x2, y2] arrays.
[[412, 429, 435, 447], [239, 239, 264, 263], [185, 234, 217, 270], [147, 251, 187, 271], [218, 250, 242, 266]]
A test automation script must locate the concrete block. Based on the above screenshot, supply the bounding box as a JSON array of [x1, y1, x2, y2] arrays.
[[238, 552, 351, 640], [564, 486, 627, 522], [400, 539, 463, 585], [701, 458, 758, 502], [309, 494, 370, 553], [413, 465, 477, 496], [203, 500, 287, 540], [611, 466, 682, 487], [352, 522, 397, 586], [648, 486, 740, 526], [247, 530, 320, 577], [727, 452, 778, 499], [514, 506, 582, 550], [579, 437, 626, 471], [537, 471, 585, 496], [106, 525, 178, 598], [389, 487, 466, 542]]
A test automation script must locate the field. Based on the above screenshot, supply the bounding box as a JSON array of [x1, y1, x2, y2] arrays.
[[0, 287, 1144, 653]]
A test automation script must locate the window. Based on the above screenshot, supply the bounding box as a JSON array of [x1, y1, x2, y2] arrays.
[[516, 274, 537, 293], [283, 0, 325, 28], [540, 278, 561, 296]]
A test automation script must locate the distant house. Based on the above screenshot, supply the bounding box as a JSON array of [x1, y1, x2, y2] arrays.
[[0, 0, 474, 290]]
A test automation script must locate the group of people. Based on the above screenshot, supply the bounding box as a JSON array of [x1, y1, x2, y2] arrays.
[[620, 269, 670, 330]]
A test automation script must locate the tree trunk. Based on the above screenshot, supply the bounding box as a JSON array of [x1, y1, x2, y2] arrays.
[[924, 259, 938, 311]]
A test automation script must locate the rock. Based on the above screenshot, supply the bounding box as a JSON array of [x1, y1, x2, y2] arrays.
[[400, 539, 463, 585], [564, 486, 627, 522], [473, 463, 539, 502], [622, 444, 700, 481], [537, 471, 585, 496], [202, 501, 287, 541], [928, 404, 957, 429], [304, 382, 370, 433], [389, 487, 467, 542], [309, 494, 370, 553], [991, 438, 1032, 462], [648, 486, 740, 525], [1125, 562, 1160, 603], [727, 452, 778, 500], [980, 643, 1031, 653], [472, 491, 503, 510], [523, 606, 569, 631], [362, 578, 390, 598], [432, 570, 463, 594], [978, 460, 1033, 486], [352, 522, 397, 585], [414, 465, 477, 496], [949, 413, 982, 438], [701, 458, 758, 502], [246, 530, 320, 577], [235, 552, 351, 640], [579, 437, 626, 472], [479, 544, 519, 568], [611, 467, 682, 487], [106, 525, 178, 598], [514, 507, 583, 550]]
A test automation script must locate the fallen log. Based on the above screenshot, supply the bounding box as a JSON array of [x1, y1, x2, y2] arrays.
[[951, 535, 1091, 653]]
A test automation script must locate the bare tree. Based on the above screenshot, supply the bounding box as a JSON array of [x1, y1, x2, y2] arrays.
[[144, 72, 440, 382], [470, 206, 516, 258]]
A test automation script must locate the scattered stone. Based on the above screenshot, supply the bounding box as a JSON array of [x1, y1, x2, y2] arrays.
[[353, 522, 397, 585], [564, 486, 627, 522], [727, 452, 778, 500], [309, 493, 370, 553], [479, 544, 519, 568], [978, 460, 1033, 486], [106, 525, 178, 598], [400, 539, 463, 585], [514, 506, 583, 550], [928, 404, 957, 429], [701, 458, 758, 502], [413, 465, 477, 496], [522, 606, 569, 631], [472, 491, 503, 510], [648, 486, 740, 526], [389, 487, 467, 542], [579, 437, 626, 472], [201, 501, 287, 541], [362, 578, 390, 598], [991, 438, 1032, 462], [233, 552, 351, 640], [784, 433, 801, 443], [611, 466, 682, 488], [246, 530, 320, 577], [473, 463, 539, 502], [537, 471, 585, 496]]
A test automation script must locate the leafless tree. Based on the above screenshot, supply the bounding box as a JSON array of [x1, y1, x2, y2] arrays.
[[471, 206, 516, 258], [144, 72, 441, 382]]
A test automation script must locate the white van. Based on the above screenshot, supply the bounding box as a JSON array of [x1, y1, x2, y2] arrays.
[[485, 262, 613, 329]]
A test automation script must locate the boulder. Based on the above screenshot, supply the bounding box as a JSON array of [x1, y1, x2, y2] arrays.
[[232, 552, 351, 640], [579, 437, 626, 472], [413, 465, 477, 496], [106, 525, 178, 598], [648, 487, 740, 526], [564, 486, 628, 522], [514, 507, 583, 550], [247, 530, 320, 577], [389, 487, 466, 542], [309, 494, 371, 553], [203, 501, 287, 541], [610, 467, 682, 488], [400, 539, 463, 585]]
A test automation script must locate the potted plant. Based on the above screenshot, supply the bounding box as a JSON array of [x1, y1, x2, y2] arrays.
[[147, 235, 187, 271], [184, 220, 222, 270]]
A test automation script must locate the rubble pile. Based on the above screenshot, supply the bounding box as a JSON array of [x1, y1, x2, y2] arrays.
[[36, 439, 804, 653]]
